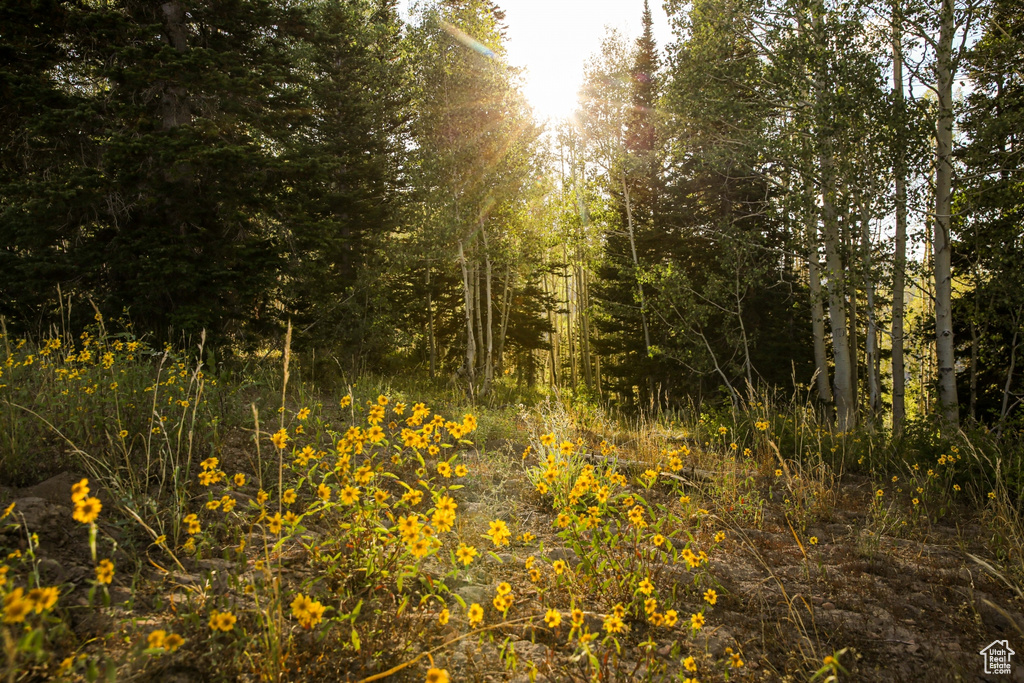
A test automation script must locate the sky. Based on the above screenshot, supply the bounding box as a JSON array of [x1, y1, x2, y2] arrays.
[[400, 1, 675, 123]]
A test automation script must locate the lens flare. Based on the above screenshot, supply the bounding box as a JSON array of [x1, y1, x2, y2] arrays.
[[441, 20, 496, 59]]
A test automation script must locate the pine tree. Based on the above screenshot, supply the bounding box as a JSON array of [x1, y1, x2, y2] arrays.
[[954, 0, 1024, 428]]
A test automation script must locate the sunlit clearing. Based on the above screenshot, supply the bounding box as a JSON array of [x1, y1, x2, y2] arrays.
[[522, 69, 582, 124]]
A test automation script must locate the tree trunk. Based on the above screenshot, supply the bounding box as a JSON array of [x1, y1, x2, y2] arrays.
[[735, 266, 754, 389], [845, 214, 860, 411], [482, 230, 494, 395], [809, 225, 833, 404], [969, 319, 979, 420], [623, 171, 653, 401], [497, 263, 511, 376], [697, 325, 740, 407], [579, 264, 593, 390], [860, 200, 882, 417], [546, 271, 558, 386], [998, 306, 1023, 434], [821, 154, 856, 429], [458, 240, 476, 396], [924, 215, 935, 415], [934, 0, 960, 428], [891, 8, 908, 432], [813, 6, 855, 429], [426, 262, 436, 379], [562, 246, 576, 389], [623, 173, 651, 354], [473, 259, 484, 376], [159, 1, 192, 130]]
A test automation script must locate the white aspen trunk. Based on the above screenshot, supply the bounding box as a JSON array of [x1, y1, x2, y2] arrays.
[[934, 0, 960, 428], [564, 245, 577, 389], [473, 259, 484, 375], [546, 271, 559, 386], [809, 227, 833, 403], [845, 215, 860, 410], [821, 157, 856, 429], [622, 173, 652, 355], [483, 231, 494, 395], [498, 263, 511, 374], [969, 320, 979, 419], [458, 240, 476, 395], [813, 7, 854, 429], [860, 201, 882, 417], [697, 326, 740, 407], [581, 264, 598, 389], [580, 264, 593, 390]]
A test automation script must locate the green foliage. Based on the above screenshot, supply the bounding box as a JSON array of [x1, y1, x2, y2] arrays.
[[953, 0, 1024, 426], [0, 0, 408, 362]]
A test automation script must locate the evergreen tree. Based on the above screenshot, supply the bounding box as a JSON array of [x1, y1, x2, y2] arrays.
[[580, 26, 666, 407], [280, 0, 409, 370], [1, 0, 409, 364], [954, 0, 1024, 428]]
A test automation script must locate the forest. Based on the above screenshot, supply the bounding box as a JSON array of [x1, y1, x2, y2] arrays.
[[1, 0, 1023, 680]]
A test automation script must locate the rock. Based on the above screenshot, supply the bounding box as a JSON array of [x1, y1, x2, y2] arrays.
[[168, 572, 206, 587], [73, 609, 114, 638], [197, 558, 239, 574], [662, 565, 694, 587], [5, 497, 68, 537], [109, 586, 134, 605], [447, 647, 468, 670], [455, 584, 492, 606], [545, 547, 580, 568], [510, 639, 547, 663], [807, 527, 828, 543], [16, 472, 80, 503], [461, 502, 486, 516], [36, 558, 66, 585], [701, 626, 735, 657], [485, 552, 513, 565], [167, 592, 191, 606], [822, 602, 836, 610], [583, 453, 645, 475]]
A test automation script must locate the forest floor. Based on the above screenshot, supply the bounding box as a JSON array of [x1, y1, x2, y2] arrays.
[[4, 410, 1024, 683]]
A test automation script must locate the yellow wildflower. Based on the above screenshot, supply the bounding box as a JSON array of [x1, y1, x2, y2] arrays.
[[208, 610, 237, 632], [96, 559, 114, 584], [73, 497, 102, 524]]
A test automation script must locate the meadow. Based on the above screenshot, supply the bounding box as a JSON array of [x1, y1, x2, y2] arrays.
[[1, 321, 1022, 682]]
